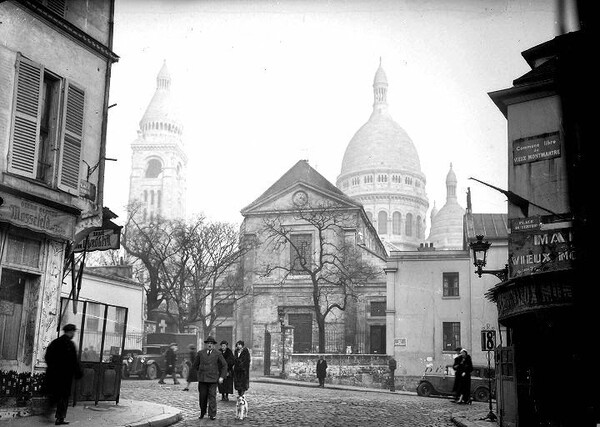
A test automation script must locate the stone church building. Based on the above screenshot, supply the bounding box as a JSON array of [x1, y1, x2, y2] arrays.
[[237, 160, 388, 370]]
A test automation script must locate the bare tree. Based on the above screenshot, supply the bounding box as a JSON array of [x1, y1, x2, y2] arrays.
[[260, 201, 382, 353], [120, 207, 250, 333]]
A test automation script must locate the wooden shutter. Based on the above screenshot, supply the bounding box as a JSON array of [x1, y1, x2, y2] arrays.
[[45, 0, 67, 17], [57, 81, 84, 194], [8, 55, 43, 178]]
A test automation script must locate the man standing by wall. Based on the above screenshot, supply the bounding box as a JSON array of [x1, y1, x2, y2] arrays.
[[158, 343, 179, 385], [193, 336, 227, 420], [316, 355, 328, 387], [44, 324, 83, 425], [388, 356, 397, 392]]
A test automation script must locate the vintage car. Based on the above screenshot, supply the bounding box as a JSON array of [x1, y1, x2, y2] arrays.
[[121, 349, 143, 378], [416, 364, 496, 402]]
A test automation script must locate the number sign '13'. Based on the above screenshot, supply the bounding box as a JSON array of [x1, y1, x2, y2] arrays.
[[481, 330, 496, 351]]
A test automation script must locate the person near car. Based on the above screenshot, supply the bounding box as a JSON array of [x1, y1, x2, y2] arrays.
[[182, 343, 197, 391], [217, 340, 235, 400], [233, 340, 251, 396], [192, 336, 227, 420], [456, 348, 473, 404], [451, 346, 463, 402], [44, 323, 83, 425], [158, 342, 180, 385]]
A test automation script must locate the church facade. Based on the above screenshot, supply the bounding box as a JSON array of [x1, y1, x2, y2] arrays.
[[128, 62, 187, 222]]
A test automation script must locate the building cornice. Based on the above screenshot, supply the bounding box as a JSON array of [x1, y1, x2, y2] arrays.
[[15, 0, 119, 63]]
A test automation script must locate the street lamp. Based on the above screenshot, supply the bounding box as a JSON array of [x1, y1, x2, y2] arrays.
[[277, 307, 286, 378], [469, 235, 508, 282]]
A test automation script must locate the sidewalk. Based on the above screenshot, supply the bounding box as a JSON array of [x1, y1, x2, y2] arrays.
[[0, 399, 181, 427], [252, 375, 498, 427]]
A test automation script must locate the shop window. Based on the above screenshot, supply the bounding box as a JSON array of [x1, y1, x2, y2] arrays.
[[443, 272, 460, 297], [8, 54, 85, 195], [290, 234, 312, 274], [443, 322, 461, 351], [6, 234, 41, 269]]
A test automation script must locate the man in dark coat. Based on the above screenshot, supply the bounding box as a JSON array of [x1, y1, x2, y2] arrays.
[[217, 340, 235, 401], [456, 348, 473, 404], [451, 346, 463, 402], [388, 356, 397, 392], [233, 340, 251, 396], [316, 355, 328, 387], [44, 323, 83, 425], [192, 336, 227, 420], [158, 342, 179, 384]]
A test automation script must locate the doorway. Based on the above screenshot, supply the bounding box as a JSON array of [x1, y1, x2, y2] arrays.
[[370, 325, 386, 354]]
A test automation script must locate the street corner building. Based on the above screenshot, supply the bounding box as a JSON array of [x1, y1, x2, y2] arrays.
[[0, 0, 118, 409]]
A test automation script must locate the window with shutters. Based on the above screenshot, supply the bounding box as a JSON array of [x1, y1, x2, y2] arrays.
[[37, 0, 67, 17], [8, 54, 85, 195], [290, 234, 312, 274]]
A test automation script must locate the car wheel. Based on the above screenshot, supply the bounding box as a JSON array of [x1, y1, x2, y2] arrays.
[[181, 363, 190, 380], [417, 382, 433, 397], [146, 364, 159, 380], [474, 386, 490, 402], [122, 364, 130, 378]]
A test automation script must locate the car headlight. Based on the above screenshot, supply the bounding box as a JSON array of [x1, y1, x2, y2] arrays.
[[140, 357, 145, 363]]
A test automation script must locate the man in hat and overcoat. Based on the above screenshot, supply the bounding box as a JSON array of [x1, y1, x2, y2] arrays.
[[192, 336, 227, 420], [44, 323, 83, 425]]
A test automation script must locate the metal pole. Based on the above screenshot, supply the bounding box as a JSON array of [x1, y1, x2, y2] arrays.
[[281, 325, 286, 377], [480, 351, 497, 422]]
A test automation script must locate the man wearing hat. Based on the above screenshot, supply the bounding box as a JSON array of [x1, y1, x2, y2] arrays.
[[44, 323, 83, 425], [158, 342, 180, 385], [192, 336, 227, 420]]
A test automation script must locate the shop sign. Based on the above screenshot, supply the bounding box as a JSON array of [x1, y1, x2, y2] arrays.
[[394, 338, 407, 347], [73, 228, 121, 253], [496, 280, 573, 320], [513, 132, 561, 165], [0, 193, 75, 240], [510, 216, 574, 277]]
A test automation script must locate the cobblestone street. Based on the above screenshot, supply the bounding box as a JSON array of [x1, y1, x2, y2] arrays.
[[120, 378, 486, 426]]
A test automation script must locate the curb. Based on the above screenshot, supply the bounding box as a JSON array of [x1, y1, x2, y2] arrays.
[[125, 412, 182, 427], [252, 377, 417, 396]]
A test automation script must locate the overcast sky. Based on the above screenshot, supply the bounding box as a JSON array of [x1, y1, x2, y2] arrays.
[[103, 0, 578, 228]]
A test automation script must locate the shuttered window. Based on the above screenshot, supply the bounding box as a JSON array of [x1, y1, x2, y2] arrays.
[[38, 0, 67, 17], [8, 55, 84, 194]]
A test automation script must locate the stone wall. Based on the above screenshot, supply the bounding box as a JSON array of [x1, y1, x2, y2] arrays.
[[275, 353, 421, 391]]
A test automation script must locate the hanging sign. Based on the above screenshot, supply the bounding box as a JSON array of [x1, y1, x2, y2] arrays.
[[73, 227, 121, 252]]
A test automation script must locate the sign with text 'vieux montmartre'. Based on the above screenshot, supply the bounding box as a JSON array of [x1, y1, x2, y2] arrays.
[[509, 215, 575, 277], [513, 131, 561, 165]]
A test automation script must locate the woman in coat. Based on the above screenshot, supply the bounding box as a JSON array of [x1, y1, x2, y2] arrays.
[[217, 340, 235, 400], [457, 348, 473, 404], [233, 340, 251, 396], [182, 344, 198, 391]]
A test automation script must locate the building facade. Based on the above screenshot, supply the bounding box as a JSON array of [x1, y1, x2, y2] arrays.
[[488, 30, 596, 426], [385, 211, 506, 377], [337, 61, 429, 251], [0, 0, 117, 376], [128, 61, 187, 222], [239, 160, 387, 371]]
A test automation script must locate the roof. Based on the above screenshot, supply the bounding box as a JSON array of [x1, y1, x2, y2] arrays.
[[464, 213, 508, 244], [242, 160, 360, 213]]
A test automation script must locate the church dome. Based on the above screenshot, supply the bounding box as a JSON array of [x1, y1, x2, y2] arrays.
[[139, 61, 183, 136], [427, 164, 465, 250]]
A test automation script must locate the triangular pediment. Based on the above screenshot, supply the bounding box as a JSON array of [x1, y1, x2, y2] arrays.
[[241, 160, 362, 215]]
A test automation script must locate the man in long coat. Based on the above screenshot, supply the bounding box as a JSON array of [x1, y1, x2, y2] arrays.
[[193, 336, 227, 420], [316, 355, 328, 387], [158, 343, 179, 384], [233, 340, 251, 396], [217, 340, 235, 401], [44, 323, 83, 425]]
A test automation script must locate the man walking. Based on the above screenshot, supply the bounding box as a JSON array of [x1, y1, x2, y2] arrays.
[[44, 323, 83, 425], [158, 343, 179, 385], [193, 336, 227, 420]]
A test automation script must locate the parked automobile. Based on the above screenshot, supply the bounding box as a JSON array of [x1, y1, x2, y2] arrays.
[[416, 364, 495, 402], [121, 349, 143, 378], [126, 333, 197, 380]]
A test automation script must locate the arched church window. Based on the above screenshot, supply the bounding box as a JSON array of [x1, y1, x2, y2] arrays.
[[157, 190, 162, 208], [416, 215, 422, 238], [151, 190, 154, 205], [378, 211, 388, 234], [405, 213, 413, 236], [392, 212, 401, 235], [366, 211, 373, 224], [145, 159, 163, 178]]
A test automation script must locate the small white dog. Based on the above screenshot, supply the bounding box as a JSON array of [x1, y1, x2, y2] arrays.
[[235, 395, 248, 420]]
